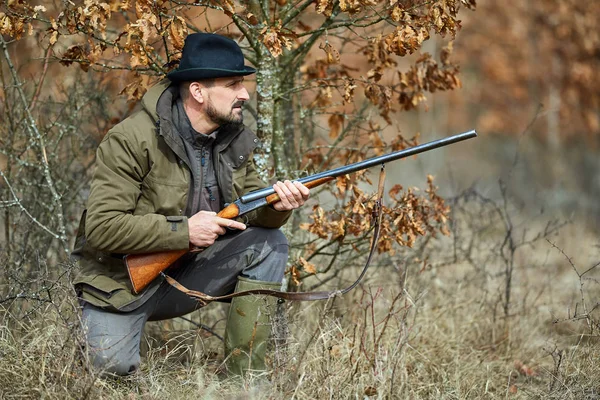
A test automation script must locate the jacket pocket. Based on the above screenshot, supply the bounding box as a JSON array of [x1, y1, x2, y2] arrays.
[[138, 174, 188, 216], [83, 274, 129, 299]]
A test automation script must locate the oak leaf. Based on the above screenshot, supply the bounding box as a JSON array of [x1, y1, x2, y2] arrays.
[[319, 42, 340, 64], [316, 0, 334, 17], [342, 78, 357, 104], [246, 13, 258, 25], [289, 265, 302, 286], [60, 45, 90, 72], [298, 257, 317, 275], [168, 16, 187, 51], [260, 22, 293, 58], [120, 74, 150, 101], [328, 114, 344, 139]]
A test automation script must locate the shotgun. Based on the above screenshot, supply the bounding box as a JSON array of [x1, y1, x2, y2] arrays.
[[126, 129, 477, 293]]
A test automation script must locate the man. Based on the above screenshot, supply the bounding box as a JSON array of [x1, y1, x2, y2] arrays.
[[72, 32, 309, 377]]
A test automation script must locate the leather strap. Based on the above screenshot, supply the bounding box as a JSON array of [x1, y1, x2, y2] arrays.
[[164, 166, 386, 306]]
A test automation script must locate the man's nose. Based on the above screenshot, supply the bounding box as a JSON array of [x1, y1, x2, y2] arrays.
[[238, 86, 250, 101]]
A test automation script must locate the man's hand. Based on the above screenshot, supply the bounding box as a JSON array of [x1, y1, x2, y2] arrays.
[[271, 180, 310, 211], [188, 210, 246, 248]]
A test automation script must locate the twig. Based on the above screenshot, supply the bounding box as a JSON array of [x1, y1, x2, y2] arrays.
[[29, 45, 52, 111], [177, 316, 224, 341], [0, 169, 62, 240], [547, 239, 599, 333], [0, 36, 68, 251]]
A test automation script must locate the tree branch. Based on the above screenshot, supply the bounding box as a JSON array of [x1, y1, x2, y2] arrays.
[[29, 45, 52, 111], [0, 169, 62, 240]]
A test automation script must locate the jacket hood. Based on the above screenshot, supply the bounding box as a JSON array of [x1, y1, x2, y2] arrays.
[[141, 79, 173, 123]]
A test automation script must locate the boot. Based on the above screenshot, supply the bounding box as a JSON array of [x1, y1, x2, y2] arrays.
[[224, 276, 281, 376]]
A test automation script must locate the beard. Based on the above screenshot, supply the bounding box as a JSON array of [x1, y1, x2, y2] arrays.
[[205, 98, 244, 128]]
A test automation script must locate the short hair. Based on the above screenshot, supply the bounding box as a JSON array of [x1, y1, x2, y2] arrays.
[[179, 79, 215, 101]]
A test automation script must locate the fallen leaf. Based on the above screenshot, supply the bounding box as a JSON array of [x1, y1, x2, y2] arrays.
[[514, 360, 537, 376], [364, 386, 378, 396]]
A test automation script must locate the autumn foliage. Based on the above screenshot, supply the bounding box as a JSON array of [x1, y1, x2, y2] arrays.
[[0, 0, 480, 290]]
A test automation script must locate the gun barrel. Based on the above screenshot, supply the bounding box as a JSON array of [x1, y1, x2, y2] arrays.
[[240, 129, 477, 203]]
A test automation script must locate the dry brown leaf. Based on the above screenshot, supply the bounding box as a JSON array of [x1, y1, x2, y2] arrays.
[[246, 13, 258, 25], [119, 74, 150, 101], [168, 16, 187, 51], [316, 0, 334, 16], [328, 114, 344, 139], [514, 360, 537, 376], [289, 265, 302, 286], [342, 78, 357, 104], [335, 176, 348, 194], [319, 41, 340, 64], [60, 45, 90, 71], [260, 21, 292, 58], [298, 257, 317, 274]]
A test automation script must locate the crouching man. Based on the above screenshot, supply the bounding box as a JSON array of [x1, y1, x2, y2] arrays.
[[71, 32, 309, 376]]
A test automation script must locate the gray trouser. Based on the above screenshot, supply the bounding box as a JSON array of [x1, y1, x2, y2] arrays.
[[81, 227, 288, 376]]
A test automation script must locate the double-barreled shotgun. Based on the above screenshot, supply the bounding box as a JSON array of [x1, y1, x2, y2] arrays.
[[126, 129, 477, 293]]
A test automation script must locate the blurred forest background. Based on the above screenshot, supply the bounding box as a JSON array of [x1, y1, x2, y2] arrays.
[[0, 1, 599, 399]]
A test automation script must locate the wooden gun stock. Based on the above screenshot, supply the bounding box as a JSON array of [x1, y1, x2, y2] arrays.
[[126, 203, 242, 294], [125, 130, 477, 294], [126, 248, 188, 294]]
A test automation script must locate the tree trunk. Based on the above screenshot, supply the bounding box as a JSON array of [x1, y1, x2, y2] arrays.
[[274, 67, 297, 177], [255, 45, 297, 179], [254, 44, 277, 181]]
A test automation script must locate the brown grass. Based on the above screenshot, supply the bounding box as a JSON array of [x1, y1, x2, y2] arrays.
[[0, 208, 599, 399]]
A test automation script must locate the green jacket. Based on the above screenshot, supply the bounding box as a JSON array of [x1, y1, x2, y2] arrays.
[[72, 80, 291, 311]]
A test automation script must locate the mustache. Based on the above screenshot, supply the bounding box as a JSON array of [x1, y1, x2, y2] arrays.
[[232, 101, 245, 108]]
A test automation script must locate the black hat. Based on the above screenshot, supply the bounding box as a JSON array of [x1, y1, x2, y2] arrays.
[[167, 33, 256, 82]]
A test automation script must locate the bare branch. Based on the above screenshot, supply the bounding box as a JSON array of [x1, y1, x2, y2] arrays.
[[0, 169, 62, 240], [0, 35, 68, 251]]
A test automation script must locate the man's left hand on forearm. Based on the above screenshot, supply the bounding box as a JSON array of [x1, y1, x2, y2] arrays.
[[271, 180, 310, 211]]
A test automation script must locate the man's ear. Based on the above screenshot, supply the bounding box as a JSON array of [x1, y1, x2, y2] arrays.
[[188, 82, 205, 104]]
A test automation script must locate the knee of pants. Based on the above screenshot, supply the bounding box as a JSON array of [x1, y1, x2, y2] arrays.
[[81, 302, 145, 377], [242, 228, 289, 283], [247, 227, 289, 248]]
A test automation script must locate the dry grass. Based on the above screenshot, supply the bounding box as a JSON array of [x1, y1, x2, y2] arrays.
[[1, 208, 599, 399]]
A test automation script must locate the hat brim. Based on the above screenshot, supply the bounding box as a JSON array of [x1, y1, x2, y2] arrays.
[[167, 66, 256, 82]]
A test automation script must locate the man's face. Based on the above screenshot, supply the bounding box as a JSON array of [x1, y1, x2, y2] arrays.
[[202, 76, 250, 127]]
